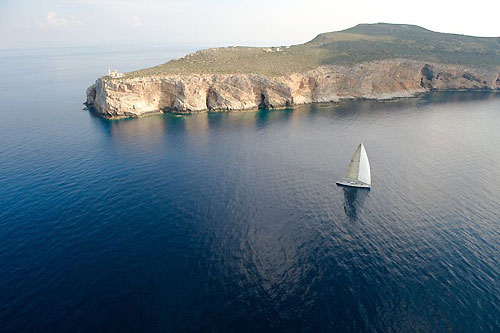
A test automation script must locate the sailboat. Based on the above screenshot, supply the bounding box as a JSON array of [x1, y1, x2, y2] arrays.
[[336, 143, 371, 189]]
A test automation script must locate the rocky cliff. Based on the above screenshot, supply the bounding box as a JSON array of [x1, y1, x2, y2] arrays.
[[85, 23, 500, 118], [86, 59, 500, 119]]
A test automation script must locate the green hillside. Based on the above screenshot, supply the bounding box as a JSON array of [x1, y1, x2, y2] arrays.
[[124, 23, 500, 78]]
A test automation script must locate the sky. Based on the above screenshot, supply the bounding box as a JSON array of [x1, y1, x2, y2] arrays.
[[1, 0, 499, 49]]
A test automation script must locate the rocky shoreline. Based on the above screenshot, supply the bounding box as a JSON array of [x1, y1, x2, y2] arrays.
[[85, 59, 500, 119]]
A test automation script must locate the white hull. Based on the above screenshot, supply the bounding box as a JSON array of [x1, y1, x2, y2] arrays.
[[336, 179, 371, 189]]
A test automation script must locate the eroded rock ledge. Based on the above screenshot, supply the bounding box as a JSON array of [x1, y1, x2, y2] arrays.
[[85, 59, 500, 119]]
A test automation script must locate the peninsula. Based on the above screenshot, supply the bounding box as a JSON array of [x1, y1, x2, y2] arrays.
[[85, 23, 500, 119]]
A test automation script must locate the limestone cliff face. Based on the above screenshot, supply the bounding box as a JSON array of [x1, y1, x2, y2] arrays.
[[85, 59, 500, 119]]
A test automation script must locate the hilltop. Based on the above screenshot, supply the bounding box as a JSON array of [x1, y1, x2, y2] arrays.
[[124, 23, 500, 78]]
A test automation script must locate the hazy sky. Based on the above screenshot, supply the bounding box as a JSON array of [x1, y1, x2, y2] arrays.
[[1, 0, 499, 49]]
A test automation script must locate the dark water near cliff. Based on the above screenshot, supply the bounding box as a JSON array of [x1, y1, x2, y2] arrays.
[[1, 47, 500, 332]]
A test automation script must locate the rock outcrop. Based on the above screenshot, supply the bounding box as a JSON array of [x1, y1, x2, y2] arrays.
[[85, 59, 500, 119]]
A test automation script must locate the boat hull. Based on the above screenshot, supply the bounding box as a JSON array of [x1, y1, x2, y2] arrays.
[[336, 179, 371, 189]]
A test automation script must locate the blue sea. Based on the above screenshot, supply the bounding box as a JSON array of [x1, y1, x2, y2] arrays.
[[0, 46, 499, 331]]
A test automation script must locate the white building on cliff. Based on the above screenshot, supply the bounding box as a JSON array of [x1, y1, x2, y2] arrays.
[[106, 68, 123, 78]]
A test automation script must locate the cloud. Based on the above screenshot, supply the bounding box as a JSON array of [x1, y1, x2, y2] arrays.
[[67, 0, 185, 12], [120, 15, 143, 27], [37, 11, 80, 29]]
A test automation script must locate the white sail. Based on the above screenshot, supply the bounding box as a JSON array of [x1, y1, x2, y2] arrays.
[[344, 144, 361, 181], [358, 143, 371, 185], [337, 143, 371, 188]]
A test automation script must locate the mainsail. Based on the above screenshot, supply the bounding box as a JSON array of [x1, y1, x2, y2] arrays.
[[337, 143, 371, 188], [357, 144, 371, 185]]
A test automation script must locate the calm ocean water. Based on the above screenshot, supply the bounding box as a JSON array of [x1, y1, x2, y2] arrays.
[[0, 46, 499, 332]]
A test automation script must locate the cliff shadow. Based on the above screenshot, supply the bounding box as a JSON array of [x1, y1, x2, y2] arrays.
[[206, 111, 232, 132], [416, 91, 500, 107], [87, 108, 117, 137], [87, 109, 192, 144], [255, 108, 294, 131]]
